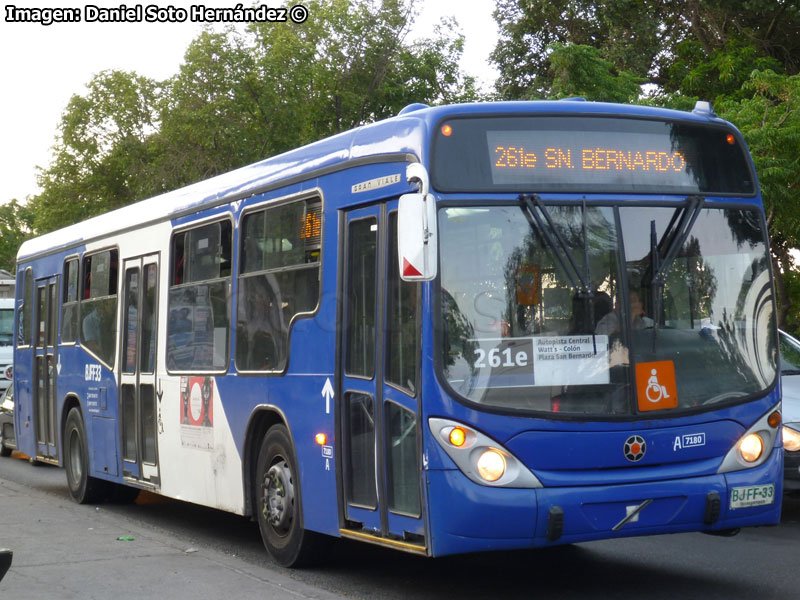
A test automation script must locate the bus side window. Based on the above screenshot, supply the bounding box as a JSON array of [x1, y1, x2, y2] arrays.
[[167, 220, 232, 372], [80, 249, 119, 367], [236, 199, 321, 372], [62, 258, 79, 343], [17, 268, 33, 347]]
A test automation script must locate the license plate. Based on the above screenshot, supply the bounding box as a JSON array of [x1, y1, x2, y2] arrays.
[[730, 484, 775, 509]]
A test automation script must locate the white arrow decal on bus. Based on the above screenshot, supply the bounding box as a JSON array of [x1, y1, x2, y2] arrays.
[[321, 378, 334, 414]]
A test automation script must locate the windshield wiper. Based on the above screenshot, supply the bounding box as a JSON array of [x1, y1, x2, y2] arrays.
[[519, 193, 593, 299], [649, 195, 705, 348], [520, 194, 599, 343]]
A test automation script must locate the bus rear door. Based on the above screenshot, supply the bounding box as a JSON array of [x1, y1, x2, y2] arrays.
[[33, 276, 58, 462]]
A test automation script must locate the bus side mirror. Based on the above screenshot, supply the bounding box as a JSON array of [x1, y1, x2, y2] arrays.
[[398, 192, 437, 281]]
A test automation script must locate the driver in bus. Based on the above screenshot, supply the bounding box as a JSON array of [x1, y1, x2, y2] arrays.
[[595, 289, 654, 335]]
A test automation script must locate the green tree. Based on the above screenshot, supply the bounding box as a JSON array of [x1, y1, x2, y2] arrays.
[[719, 71, 800, 327], [0, 200, 35, 271], [548, 43, 642, 102], [29, 0, 477, 234], [29, 70, 161, 234], [492, 0, 799, 101]]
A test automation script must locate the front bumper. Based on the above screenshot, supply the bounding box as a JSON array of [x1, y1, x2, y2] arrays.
[[426, 447, 783, 557]]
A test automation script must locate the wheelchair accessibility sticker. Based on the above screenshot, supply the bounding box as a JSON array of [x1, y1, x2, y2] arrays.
[[635, 360, 678, 411]]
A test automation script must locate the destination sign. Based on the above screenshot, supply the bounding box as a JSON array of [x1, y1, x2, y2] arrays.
[[431, 115, 755, 195], [487, 129, 690, 188]]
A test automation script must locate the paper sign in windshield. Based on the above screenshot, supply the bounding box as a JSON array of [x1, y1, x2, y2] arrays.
[[532, 335, 610, 386], [468, 335, 609, 388]]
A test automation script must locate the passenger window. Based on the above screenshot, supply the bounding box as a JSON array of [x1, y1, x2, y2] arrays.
[[17, 268, 33, 347], [236, 199, 321, 372], [62, 258, 79, 343], [80, 249, 119, 366], [167, 220, 232, 371]]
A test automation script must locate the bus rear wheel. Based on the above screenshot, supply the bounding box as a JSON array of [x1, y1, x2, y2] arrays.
[[255, 425, 322, 567], [64, 407, 110, 504]]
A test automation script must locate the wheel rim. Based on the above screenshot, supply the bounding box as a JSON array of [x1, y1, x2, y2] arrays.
[[262, 458, 295, 536], [69, 429, 82, 483]]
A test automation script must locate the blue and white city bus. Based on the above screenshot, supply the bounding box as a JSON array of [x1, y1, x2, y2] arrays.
[[13, 100, 783, 566]]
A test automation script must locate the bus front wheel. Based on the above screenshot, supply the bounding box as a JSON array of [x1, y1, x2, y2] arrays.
[[255, 425, 322, 567], [64, 407, 109, 504]]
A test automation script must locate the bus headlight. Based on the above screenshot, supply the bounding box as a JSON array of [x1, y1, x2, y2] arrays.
[[783, 425, 800, 452], [429, 417, 542, 488], [739, 433, 763, 463], [477, 450, 506, 482], [718, 403, 780, 473]]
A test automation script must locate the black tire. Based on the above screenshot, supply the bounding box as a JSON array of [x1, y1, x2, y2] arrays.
[[64, 407, 110, 504], [255, 425, 324, 567]]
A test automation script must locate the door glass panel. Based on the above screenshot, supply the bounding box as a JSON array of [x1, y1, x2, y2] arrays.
[[46, 355, 56, 444], [123, 269, 139, 374], [386, 213, 418, 393], [346, 392, 376, 508], [47, 284, 57, 347], [35, 356, 45, 442], [121, 385, 136, 461], [140, 264, 157, 374], [345, 219, 378, 377], [36, 287, 46, 348], [140, 384, 156, 464], [386, 402, 420, 516]]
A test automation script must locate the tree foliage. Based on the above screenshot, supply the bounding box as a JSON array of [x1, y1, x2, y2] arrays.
[[26, 0, 476, 236], [0, 200, 34, 272]]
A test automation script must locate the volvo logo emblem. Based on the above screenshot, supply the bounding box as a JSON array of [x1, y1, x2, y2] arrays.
[[624, 435, 647, 462]]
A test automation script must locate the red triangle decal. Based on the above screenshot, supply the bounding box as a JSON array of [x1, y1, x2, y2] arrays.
[[402, 258, 423, 277]]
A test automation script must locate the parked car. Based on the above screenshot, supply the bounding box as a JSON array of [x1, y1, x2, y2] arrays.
[[779, 330, 800, 492], [0, 384, 14, 457]]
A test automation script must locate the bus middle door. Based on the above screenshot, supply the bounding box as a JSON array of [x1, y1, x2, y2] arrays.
[[119, 255, 160, 486], [339, 202, 426, 554]]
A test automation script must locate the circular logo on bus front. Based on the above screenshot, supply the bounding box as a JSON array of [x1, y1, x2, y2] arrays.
[[624, 435, 646, 462]]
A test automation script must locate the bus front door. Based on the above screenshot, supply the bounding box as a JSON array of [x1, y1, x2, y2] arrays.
[[339, 203, 426, 553], [33, 277, 58, 462], [119, 255, 160, 486]]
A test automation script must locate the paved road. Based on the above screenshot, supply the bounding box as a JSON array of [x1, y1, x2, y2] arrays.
[[2, 451, 799, 599], [0, 452, 343, 600]]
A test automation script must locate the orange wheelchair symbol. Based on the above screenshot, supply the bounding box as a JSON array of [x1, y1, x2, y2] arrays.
[[635, 360, 678, 411]]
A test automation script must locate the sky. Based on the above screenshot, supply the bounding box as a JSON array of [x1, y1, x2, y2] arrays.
[[0, 0, 499, 204]]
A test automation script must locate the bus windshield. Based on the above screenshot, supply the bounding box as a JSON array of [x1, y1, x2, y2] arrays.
[[438, 203, 776, 416], [0, 308, 13, 347]]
